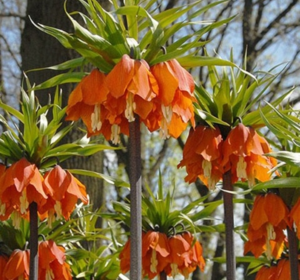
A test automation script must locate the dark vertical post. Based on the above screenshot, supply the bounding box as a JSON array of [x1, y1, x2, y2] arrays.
[[223, 171, 236, 280], [129, 116, 142, 280], [29, 202, 38, 280], [287, 227, 299, 280]]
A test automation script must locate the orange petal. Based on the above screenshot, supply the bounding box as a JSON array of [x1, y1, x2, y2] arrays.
[[81, 69, 109, 104], [106, 54, 134, 98]]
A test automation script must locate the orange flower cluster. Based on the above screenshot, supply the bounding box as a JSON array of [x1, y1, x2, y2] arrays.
[[179, 123, 277, 189], [244, 193, 290, 260], [0, 240, 72, 280], [66, 55, 195, 143], [255, 258, 300, 280], [0, 158, 88, 228], [119, 231, 205, 279]]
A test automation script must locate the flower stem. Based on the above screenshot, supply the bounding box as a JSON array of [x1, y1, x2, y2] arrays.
[[129, 116, 142, 280], [159, 271, 167, 280], [222, 171, 236, 280], [287, 227, 299, 280], [29, 202, 38, 280]]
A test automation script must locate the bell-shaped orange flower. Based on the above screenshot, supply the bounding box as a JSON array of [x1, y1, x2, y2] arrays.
[[222, 123, 277, 187], [150, 59, 195, 139], [40, 165, 88, 224], [106, 54, 159, 122], [141, 231, 171, 279], [0, 158, 47, 227], [244, 193, 290, 259], [3, 249, 30, 280], [165, 232, 205, 278], [178, 125, 223, 189], [38, 240, 72, 280], [66, 69, 116, 137], [119, 237, 131, 274]]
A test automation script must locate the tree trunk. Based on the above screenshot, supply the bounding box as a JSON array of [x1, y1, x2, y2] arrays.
[[20, 0, 112, 227]]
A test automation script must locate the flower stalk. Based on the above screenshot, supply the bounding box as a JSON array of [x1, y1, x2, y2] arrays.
[[129, 115, 142, 279], [222, 171, 236, 280], [287, 227, 299, 280], [29, 202, 38, 280]]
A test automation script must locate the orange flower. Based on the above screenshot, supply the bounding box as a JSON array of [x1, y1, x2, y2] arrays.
[[0, 158, 47, 227], [106, 54, 159, 123], [222, 123, 277, 187], [141, 231, 171, 279], [178, 125, 223, 189], [244, 193, 290, 259], [40, 165, 88, 224], [38, 240, 72, 280], [289, 197, 300, 239], [3, 249, 30, 280], [150, 59, 195, 139], [166, 232, 205, 278]]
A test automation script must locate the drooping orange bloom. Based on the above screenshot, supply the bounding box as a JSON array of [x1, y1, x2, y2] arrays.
[[289, 197, 300, 239], [3, 249, 30, 280], [244, 193, 290, 259], [106, 54, 158, 122], [165, 232, 205, 278], [0, 158, 47, 227], [119, 231, 171, 279], [222, 123, 277, 187], [141, 231, 171, 279], [178, 125, 223, 189], [40, 165, 88, 225], [150, 59, 196, 139], [38, 240, 72, 280]]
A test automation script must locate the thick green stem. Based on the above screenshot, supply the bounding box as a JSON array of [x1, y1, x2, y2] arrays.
[[287, 227, 299, 280], [129, 116, 142, 280], [222, 171, 236, 280], [29, 202, 38, 280]]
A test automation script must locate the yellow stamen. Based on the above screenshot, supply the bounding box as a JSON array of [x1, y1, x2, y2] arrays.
[[12, 211, 22, 229], [0, 200, 6, 216], [150, 249, 158, 273], [20, 191, 29, 214], [54, 201, 63, 220], [125, 92, 136, 122], [111, 124, 120, 144], [170, 263, 179, 278], [265, 223, 276, 260], [91, 104, 102, 132], [46, 268, 55, 280], [202, 160, 212, 178], [236, 156, 247, 179]]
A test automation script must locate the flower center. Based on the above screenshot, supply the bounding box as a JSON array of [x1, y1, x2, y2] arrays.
[[91, 104, 102, 132], [125, 92, 136, 122], [12, 211, 22, 229]]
